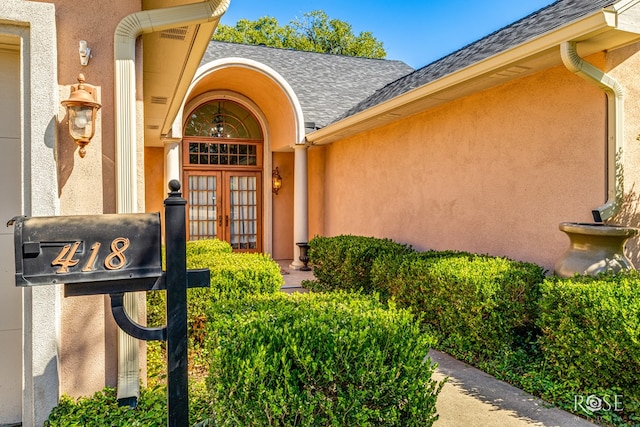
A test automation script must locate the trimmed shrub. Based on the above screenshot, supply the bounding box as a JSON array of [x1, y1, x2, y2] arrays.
[[370, 250, 463, 300], [148, 244, 283, 326], [147, 243, 284, 380], [204, 292, 443, 427], [377, 251, 544, 359], [45, 383, 215, 427], [186, 238, 233, 255], [307, 235, 414, 293], [538, 273, 640, 421], [187, 251, 283, 301]]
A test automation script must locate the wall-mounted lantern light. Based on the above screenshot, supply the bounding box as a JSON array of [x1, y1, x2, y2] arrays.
[[272, 167, 282, 195], [61, 73, 101, 158]]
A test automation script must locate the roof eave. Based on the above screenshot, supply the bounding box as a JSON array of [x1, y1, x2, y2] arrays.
[[307, 6, 640, 145]]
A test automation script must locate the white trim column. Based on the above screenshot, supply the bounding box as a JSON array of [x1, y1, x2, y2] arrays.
[[164, 137, 182, 185], [290, 144, 309, 269]]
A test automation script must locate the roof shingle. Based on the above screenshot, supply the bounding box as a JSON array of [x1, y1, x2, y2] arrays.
[[338, 0, 617, 121], [200, 41, 414, 129]]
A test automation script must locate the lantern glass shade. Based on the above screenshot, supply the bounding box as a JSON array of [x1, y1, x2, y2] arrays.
[[61, 74, 101, 157], [67, 104, 97, 142]]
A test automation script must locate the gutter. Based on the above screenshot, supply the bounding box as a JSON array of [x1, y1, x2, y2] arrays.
[[113, 0, 229, 404], [307, 10, 617, 146], [560, 41, 624, 222]]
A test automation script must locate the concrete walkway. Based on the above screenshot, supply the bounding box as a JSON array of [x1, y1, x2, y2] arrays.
[[276, 260, 597, 427]]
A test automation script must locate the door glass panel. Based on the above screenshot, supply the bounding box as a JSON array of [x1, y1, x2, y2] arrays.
[[229, 175, 258, 250], [188, 174, 217, 240]]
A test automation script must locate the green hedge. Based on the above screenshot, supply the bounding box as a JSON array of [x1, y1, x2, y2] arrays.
[[185, 238, 233, 255], [307, 235, 413, 294], [149, 240, 283, 326], [373, 251, 544, 359], [147, 240, 283, 376], [538, 273, 640, 421], [45, 382, 214, 427], [187, 251, 283, 301], [204, 292, 443, 427]]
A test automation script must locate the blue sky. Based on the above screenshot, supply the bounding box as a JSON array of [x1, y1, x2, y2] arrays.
[[219, 0, 556, 69]]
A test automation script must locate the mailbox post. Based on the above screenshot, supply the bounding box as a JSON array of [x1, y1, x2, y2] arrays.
[[9, 179, 205, 427], [165, 180, 189, 426]]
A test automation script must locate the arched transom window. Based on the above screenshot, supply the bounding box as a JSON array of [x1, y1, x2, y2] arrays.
[[184, 100, 263, 167], [185, 99, 262, 139]]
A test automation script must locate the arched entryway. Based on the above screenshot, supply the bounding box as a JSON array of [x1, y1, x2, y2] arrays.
[[182, 99, 264, 252]]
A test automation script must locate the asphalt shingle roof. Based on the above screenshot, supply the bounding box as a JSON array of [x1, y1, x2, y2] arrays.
[[338, 0, 618, 121], [200, 41, 414, 129], [202, 0, 618, 130]]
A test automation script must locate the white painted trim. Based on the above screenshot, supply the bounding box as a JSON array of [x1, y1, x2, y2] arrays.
[[185, 57, 306, 145]]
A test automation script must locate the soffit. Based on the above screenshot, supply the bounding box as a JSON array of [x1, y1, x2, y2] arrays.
[[141, 0, 220, 147]]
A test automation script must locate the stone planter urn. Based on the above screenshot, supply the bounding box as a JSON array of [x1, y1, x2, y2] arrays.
[[554, 222, 639, 277], [296, 242, 311, 271]]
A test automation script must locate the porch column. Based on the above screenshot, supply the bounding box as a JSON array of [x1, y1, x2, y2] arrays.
[[164, 138, 181, 184], [290, 144, 309, 269]]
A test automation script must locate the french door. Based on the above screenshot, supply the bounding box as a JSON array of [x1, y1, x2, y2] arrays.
[[186, 170, 262, 252]]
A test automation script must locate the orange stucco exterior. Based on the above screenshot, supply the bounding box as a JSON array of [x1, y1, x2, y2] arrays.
[[309, 64, 607, 270], [145, 44, 640, 272]]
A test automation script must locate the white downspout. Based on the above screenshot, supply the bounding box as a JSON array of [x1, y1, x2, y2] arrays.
[[560, 41, 624, 222], [113, 0, 229, 404]]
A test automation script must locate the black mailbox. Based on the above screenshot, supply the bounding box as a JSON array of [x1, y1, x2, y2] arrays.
[[11, 213, 162, 287], [8, 181, 209, 426]]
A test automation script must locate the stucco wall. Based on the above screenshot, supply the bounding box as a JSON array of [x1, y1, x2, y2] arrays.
[[607, 41, 640, 265], [145, 147, 166, 216], [309, 64, 607, 272], [40, 0, 144, 399], [272, 152, 294, 259]]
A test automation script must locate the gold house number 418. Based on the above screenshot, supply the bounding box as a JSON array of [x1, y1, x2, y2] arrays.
[[52, 237, 130, 274]]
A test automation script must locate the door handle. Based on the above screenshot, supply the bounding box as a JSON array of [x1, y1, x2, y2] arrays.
[[225, 215, 229, 226], [218, 215, 222, 227]]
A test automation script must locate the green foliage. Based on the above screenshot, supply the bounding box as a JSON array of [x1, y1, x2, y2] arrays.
[[148, 240, 283, 327], [45, 386, 167, 426], [537, 273, 640, 423], [45, 383, 217, 427], [205, 292, 443, 426], [188, 251, 283, 302], [147, 240, 283, 381], [307, 235, 413, 294], [213, 10, 386, 59], [148, 239, 235, 327], [379, 251, 544, 360], [187, 238, 233, 255]]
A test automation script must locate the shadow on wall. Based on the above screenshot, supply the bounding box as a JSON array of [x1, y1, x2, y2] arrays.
[[611, 183, 640, 267], [34, 356, 60, 426]]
